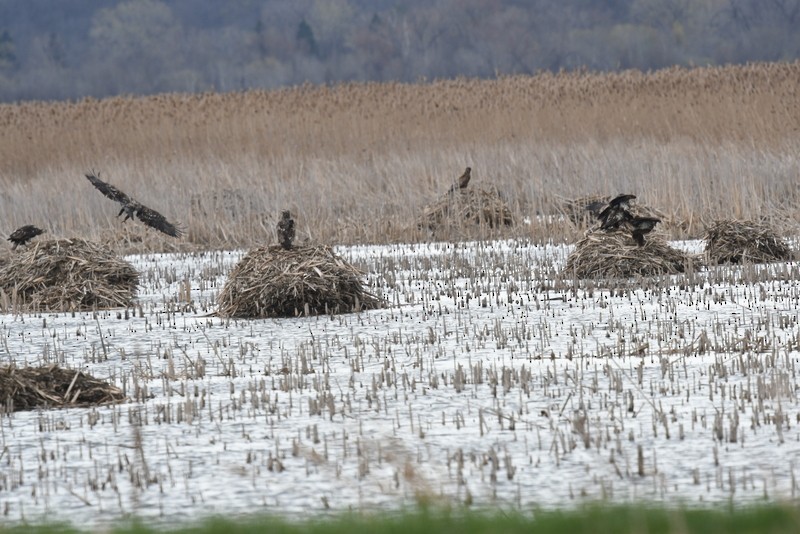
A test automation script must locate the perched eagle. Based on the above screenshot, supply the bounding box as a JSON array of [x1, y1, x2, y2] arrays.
[[277, 210, 295, 250], [7, 225, 45, 250], [597, 194, 637, 231], [447, 167, 472, 193], [86, 173, 182, 238], [627, 216, 661, 246]]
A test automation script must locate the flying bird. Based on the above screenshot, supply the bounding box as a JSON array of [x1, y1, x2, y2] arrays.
[[85, 173, 182, 238], [277, 210, 295, 250], [448, 167, 472, 193], [627, 216, 661, 246], [597, 194, 637, 231], [7, 225, 45, 250]]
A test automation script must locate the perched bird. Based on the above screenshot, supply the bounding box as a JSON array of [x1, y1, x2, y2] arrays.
[[277, 210, 295, 250], [86, 173, 182, 237], [448, 167, 472, 193], [627, 216, 661, 246], [7, 225, 45, 250], [597, 194, 637, 231]]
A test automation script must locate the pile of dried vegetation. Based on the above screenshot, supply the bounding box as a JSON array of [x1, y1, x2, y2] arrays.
[[704, 219, 794, 265], [0, 364, 125, 412], [564, 231, 695, 278], [0, 238, 139, 312], [418, 187, 514, 235], [217, 244, 383, 318]]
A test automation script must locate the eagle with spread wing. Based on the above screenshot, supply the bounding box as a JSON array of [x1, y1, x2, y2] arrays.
[[597, 194, 637, 231], [86, 173, 182, 238], [8, 225, 45, 250]]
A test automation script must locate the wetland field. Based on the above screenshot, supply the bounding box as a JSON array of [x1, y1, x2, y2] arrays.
[[0, 62, 799, 530]]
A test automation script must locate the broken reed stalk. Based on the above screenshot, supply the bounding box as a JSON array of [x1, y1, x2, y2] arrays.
[[216, 244, 383, 318]]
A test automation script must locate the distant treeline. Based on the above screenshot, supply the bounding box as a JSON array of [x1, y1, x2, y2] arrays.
[[0, 0, 798, 102]]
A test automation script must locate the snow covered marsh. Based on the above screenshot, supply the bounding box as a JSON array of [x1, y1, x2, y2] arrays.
[[0, 239, 798, 527]]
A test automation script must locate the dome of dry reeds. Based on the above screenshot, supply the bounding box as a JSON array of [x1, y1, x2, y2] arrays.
[[0, 364, 125, 412], [0, 238, 139, 312], [217, 244, 383, 318], [564, 232, 694, 279], [704, 219, 794, 265], [418, 187, 514, 235]]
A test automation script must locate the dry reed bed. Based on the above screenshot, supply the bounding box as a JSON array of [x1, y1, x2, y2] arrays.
[[0, 62, 799, 249], [0, 238, 139, 312], [418, 186, 514, 238], [564, 232, 695, 279], [0, 364, 124, 412], [704, 219, 795, 265], [216, 244, 382, 318]]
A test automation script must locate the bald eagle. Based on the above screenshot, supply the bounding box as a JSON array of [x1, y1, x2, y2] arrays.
[[627, 216, 661, 246], [597, 194, 637, 231], [447, 167, 472, 193], [8, 225, 45, 250], [277, 210, 295, 250], [86, 173, 182, 238]]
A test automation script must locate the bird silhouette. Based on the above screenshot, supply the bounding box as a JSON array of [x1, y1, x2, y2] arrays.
[[86, 173, 182, 238], [277, 210, 295, 250], [597, 194, 637, 231], [7, 225, 45, 250], [448, 167, 472, 193], [627, 216, 661, 246]]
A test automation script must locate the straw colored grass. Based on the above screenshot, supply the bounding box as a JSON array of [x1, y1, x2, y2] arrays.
[[564, 231, 695, 279], [704, 219, 794, 265], [418, 186, 514, 237], [217, 244, 383, 318], [0, 238, 139, 312], [0, 364, 124, 412], [0, 62, 799, 249]]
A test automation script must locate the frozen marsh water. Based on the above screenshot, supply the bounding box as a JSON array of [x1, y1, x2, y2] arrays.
[[0, 239, 798, 527]]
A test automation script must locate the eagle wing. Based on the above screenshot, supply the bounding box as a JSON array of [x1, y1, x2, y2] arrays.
[[86, 173, 131, 206], [135, 204, 183, 238]]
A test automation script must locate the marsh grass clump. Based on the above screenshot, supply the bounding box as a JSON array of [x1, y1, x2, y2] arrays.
[[0, 364, 125, 412], [704, 219, 794, 265], [558, 195, 611, 225], [564, 231, 694, 278], [0, 238, 139, 312], [418, 187, 514, 237], [216, 244, 383, 318]]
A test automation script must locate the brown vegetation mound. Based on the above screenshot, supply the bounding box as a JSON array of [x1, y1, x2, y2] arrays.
[[704, 220, 794, 264], [564, 232, 693, 278], [217, 244, 383, 318], [0, 364, 125, 412], [418, 187, 514, 235], [0, 238, 139, 311]]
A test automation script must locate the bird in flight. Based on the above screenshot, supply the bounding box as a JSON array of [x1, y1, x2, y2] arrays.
[[277, 210, 295, 250], [85, 173, 182, 238], [597, 194, 637, 231], [7, 225, 45, 250], [448, 167, 472, 193], [627, 216, 661, 246]]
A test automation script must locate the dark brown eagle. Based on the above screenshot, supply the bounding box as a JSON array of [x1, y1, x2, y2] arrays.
[[597, 194, 637, 231], [86, 173, 182, 238], [447, 167, 472, 193], [627, 216, 661, 246], [277, 210, 295, 250], [8, 225, 45, 250]]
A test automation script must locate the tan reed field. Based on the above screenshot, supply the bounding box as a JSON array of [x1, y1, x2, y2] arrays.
[[0, 61, 799, 251]]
